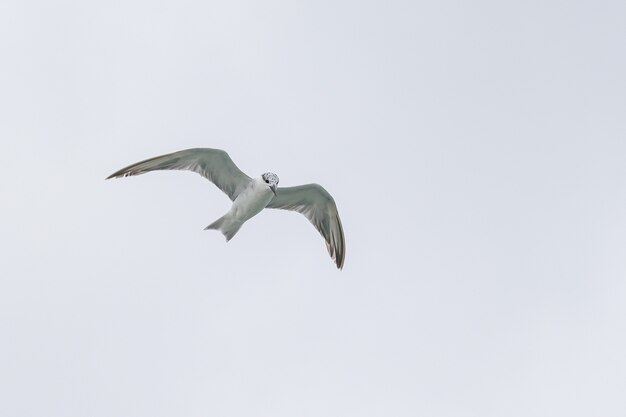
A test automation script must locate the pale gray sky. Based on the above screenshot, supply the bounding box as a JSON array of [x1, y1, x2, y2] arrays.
[[1, 0, 625, 416]]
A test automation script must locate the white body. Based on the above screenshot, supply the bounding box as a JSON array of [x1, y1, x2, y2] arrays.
[[206, 178, 274, 240], [230, 178, 275, 222]]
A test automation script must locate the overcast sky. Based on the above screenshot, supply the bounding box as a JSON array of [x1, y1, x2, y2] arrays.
[[1, 0, 626, 416]]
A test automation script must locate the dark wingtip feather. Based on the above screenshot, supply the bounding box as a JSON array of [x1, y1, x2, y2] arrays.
[[334, 212, 346, 270], [106, 167, 139, 180], [105, 168, 128, 180]]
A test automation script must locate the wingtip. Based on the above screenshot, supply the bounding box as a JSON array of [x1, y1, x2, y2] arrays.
[[336, 256, 345, 270], [106, 171, 123, 180]]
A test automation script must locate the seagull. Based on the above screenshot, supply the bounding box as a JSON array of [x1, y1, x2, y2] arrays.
[[106, 148, 345, 269]]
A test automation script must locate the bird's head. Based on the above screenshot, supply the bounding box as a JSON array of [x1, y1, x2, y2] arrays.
[[261, 172, 279, 195]]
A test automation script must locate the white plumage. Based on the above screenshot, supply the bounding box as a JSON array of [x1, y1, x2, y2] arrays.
[[107, 148, 345, 269]]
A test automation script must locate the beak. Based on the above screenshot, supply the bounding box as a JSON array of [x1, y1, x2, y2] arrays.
[[270, 185, 277, 196]]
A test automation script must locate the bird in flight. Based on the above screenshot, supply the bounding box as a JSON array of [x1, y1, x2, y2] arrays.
[[107, 148, 345, 269]]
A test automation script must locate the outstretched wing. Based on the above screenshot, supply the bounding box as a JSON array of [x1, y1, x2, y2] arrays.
[[266, 184, 345, 269], [106, 148, 252, 201]]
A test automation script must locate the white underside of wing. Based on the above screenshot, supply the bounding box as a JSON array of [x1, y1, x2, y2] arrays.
[[266, 184, 345, 269], [107, 148, 252, 201]]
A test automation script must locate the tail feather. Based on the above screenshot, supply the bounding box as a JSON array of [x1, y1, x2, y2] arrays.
[[204, 216, 225, 231], [205, 215, 242, 242]]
